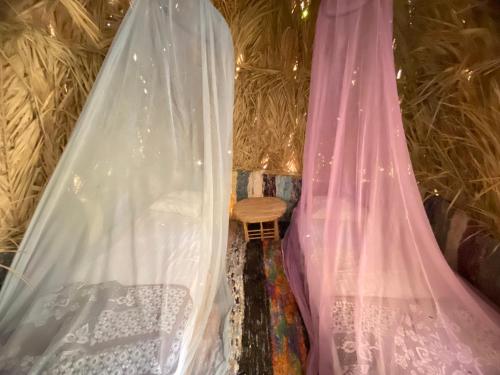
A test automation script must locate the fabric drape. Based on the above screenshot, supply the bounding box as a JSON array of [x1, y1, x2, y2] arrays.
[[0, 1, 235, 374], [283, 1, 500, 374]]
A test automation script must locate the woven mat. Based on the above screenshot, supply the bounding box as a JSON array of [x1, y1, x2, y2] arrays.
[[262, 239, 307, 375], [238, 235, 307, 375]]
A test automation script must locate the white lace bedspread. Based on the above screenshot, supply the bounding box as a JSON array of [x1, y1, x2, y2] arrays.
[[330, 297, 500, 374], [0, 282, 192, 374]]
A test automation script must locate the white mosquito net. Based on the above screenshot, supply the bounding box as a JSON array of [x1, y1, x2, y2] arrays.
[[0, 1, 235, 374]]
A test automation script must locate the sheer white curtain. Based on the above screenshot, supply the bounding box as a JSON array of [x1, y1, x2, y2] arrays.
[[0, 1, 235, 373]]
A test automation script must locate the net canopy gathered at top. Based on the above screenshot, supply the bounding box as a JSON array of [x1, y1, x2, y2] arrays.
[[0, 1, 235, 374], [283, 0, 500, 374]]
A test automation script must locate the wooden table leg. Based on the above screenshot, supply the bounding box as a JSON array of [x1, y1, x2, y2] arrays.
[[243, 221, 249, 242], [273, 219, 280, 240]]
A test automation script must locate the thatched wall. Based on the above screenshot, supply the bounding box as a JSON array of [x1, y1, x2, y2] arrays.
[[213, 0, 316, 175], [0, 0, 499, 266], [0, 0, 130, 266], [394, 0, 500, 233]]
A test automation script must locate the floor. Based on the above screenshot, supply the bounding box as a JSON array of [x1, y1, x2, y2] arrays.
[[238, 240, 274, 375], [238, 236, 307, 375], [262, 240, 307, 375]]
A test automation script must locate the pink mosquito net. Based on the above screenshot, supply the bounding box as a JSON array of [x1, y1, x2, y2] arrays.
[[282, 0, 500, 374]]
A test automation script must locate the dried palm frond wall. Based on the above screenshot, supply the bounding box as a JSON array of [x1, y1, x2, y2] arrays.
[[0, 0, 130, 273], [0, 0, 499, 269], [394, 0, 500, 233], [213, 0, 316, 175]]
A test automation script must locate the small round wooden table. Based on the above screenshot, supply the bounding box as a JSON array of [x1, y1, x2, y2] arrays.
[[233, 197, 287, 241]]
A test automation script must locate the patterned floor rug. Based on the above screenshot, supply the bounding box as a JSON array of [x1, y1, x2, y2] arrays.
[[262, 239, 308, 375], [236, 225, 307, 375], [226, 221, 246, 374]]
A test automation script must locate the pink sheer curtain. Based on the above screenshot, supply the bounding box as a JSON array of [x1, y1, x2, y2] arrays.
[[283, 0, 500, 374]]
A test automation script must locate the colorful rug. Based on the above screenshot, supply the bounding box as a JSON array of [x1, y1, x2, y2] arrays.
[[262, 239, 308, 375], [239, 240, 274, 375]]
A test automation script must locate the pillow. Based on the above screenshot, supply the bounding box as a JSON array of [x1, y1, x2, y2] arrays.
[[150, 190, 202, 218], [312, 196, 327, 220], [312, 196, 364, 221]]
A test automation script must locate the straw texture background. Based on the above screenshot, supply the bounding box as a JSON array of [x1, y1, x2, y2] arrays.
[[395, 0, 500, 234], [0, 0, 499, 270]]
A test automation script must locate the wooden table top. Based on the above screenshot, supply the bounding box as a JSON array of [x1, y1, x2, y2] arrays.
[[234, 197, 287, 223]]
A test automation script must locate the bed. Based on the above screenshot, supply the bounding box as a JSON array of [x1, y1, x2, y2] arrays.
[[0, 196, 242, 374], [301, 196, 500, 374]]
